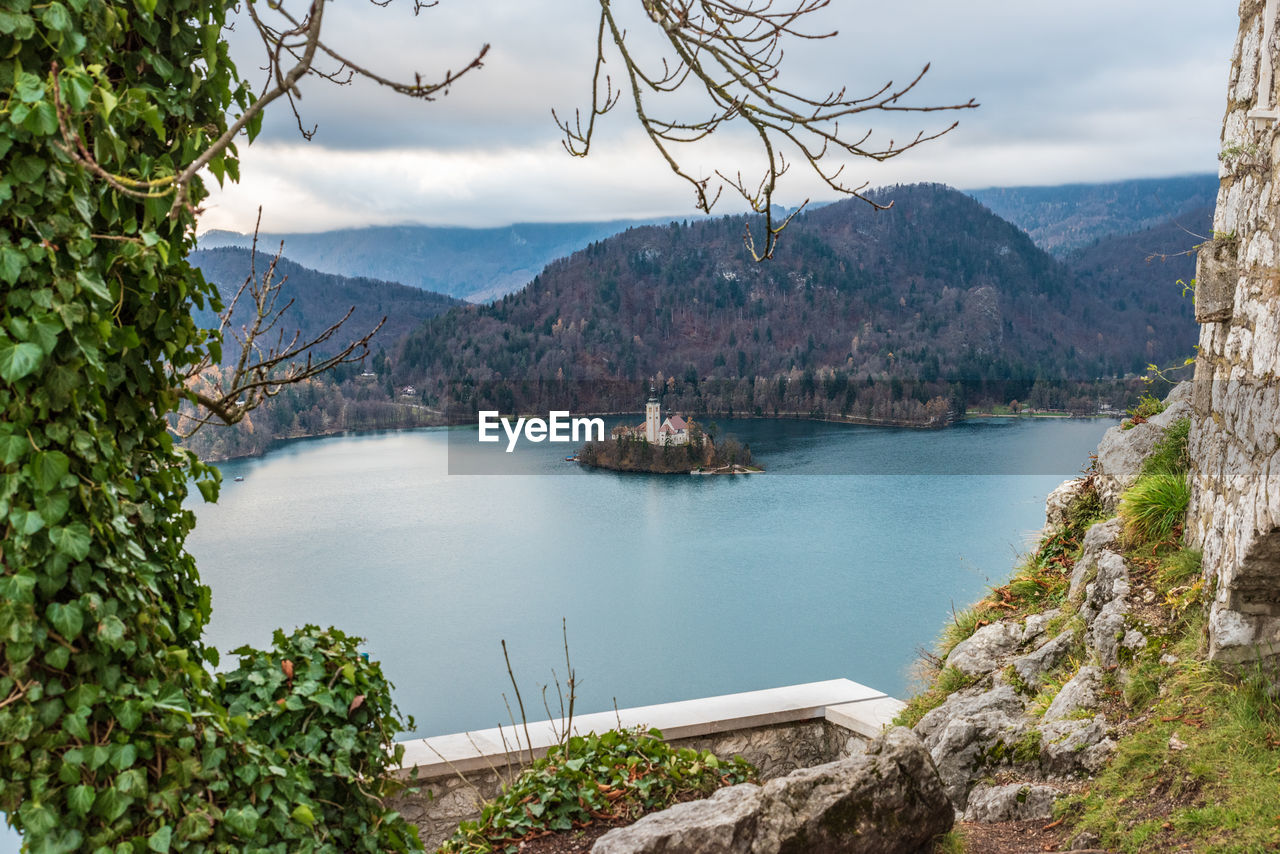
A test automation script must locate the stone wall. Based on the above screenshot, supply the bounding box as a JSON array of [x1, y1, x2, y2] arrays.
[[1191, 0, 1280, 664], [391, 718, 867, 850]]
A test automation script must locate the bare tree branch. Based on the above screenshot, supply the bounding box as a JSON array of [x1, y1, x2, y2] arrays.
[[559, 0, 978, 259], [173, 208, 385, 438], [49, 0, 489, 219]]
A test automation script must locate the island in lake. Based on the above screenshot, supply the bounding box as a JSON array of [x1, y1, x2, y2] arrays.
[[577, 388, 762, 474]]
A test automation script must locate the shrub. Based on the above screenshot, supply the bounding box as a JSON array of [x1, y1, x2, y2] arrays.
[[218, 626, 419, 852], [440, 727, 756, 853], [1120, 474, 1190, 544]]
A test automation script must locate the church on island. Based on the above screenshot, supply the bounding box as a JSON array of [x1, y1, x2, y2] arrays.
[[612, 388, 696, 446]]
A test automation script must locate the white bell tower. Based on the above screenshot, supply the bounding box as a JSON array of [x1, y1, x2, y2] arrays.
[[645, 386, 660, 444]]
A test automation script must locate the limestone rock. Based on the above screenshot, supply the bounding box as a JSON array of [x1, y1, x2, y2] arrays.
[[1011, 630, 1074, 687], [1070, 830, 1102, 850], [752, 727, 952, 854], [1081, 551, 1129, 629], [915, 683, 1031, 808], [945, 621, 1023, 677], [1069, 519, 1123, 599], [1020, 609, 1061, 646], [1038, 717, 1114, 777], [592, 729, 953, 854], [962, 782, 1063, 822], [1043, 665, 1103, 722], [1094, 382, 1192, 508], [592, 784, 762, 854], [1044, 478, 1087, 532], [1090, 607, 1130, 669]]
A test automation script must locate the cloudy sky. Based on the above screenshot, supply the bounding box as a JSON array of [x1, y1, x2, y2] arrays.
[[199, 1, 1239, 234]]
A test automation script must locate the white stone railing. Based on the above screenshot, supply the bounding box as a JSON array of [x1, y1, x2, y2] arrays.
[[391, 679, 904, 847]]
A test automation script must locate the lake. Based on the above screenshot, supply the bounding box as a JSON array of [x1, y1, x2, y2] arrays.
[[0, 416, 1113, 854], [186, 416, 1115, 737]]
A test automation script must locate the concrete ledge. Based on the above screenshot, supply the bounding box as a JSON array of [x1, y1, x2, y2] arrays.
[[397, 679, 888, 779], [824, 696, 906, 738]]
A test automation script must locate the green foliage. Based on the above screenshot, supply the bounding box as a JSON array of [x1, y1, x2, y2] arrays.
[[1157, 548, 1203, 590], [1123, 392, 1166, 427], [1120, 474, 1191, 544], [1063, 479, 1104, 537], [1140, 417, 1190, 478], [0, 3, 421, 850], [440, 727, 756, 853], [932, 829, 967, 854], [218, 626, 419, 852]]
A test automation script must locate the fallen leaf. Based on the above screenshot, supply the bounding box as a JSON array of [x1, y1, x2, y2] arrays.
[[349, 694, 365, 714]]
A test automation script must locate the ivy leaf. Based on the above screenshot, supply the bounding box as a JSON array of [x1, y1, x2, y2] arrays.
[[9, 507, 45, 536], [41, 2, 71, 31], [112, 700, 143, 732], [93, 787, 131, 823], [0, 572, 36, 604], [21, 101, 58, 136], [49, 523, 91, 560], [31, 451, 70, 491], [67, 785, 95, 816], [0, 245, 23, 283], [110, 743, 137, 771], [152, 683, 190, 716], [196, 477, 219, 503], [14, 71, 45, 103], [147, 823, 172, 853], [46, 601, 85, 640], [96, 615, 126, 650], [223, 806, 259, 837], [61, 70, 92, 111], [0, 341, 42, 381], [0, 434, 28, 465], [31, 316, 62, 355], [75, 271, 110, 301], [290, 804, 316, 828]]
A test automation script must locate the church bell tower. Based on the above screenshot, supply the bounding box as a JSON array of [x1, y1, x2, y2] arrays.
[[645, 385, 660, 444]]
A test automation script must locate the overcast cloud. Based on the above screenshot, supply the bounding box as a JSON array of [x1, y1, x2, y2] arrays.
[[199, 1, 1238, 234]]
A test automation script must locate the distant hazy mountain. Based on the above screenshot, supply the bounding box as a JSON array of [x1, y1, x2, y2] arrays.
[[197, 218, 685, 303], [190, 247, 459, 361], [968, 174, 1218, 256]]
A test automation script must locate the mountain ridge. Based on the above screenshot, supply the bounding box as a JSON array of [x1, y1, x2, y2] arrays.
[[393, 183, 1200, 422], [967, 173, 1217, 256]]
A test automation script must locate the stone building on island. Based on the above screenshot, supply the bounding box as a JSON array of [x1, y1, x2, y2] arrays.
[[611, 387, 696, 446]]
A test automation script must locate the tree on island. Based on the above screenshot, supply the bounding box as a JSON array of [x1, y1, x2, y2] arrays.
[[2, 1, 964, 849]]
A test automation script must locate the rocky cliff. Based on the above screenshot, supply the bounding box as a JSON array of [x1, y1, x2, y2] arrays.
[[1190, 0, 1280, 668]]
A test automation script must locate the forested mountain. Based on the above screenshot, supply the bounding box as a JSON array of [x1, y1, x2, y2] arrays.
[[1065, 204, 1211, 363], [968, 174, 1218, 255], [190, 247, 459, 360], [197, 218, 678, 303], [395, 184, 1200, 424]]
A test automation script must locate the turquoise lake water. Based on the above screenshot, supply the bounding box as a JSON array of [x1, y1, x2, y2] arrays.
[[186, 416, 1115, 737], [0, 416, 1114, 853]]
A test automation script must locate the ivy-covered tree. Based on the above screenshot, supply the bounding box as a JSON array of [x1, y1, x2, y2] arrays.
[[0, 2, 417, 851]]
